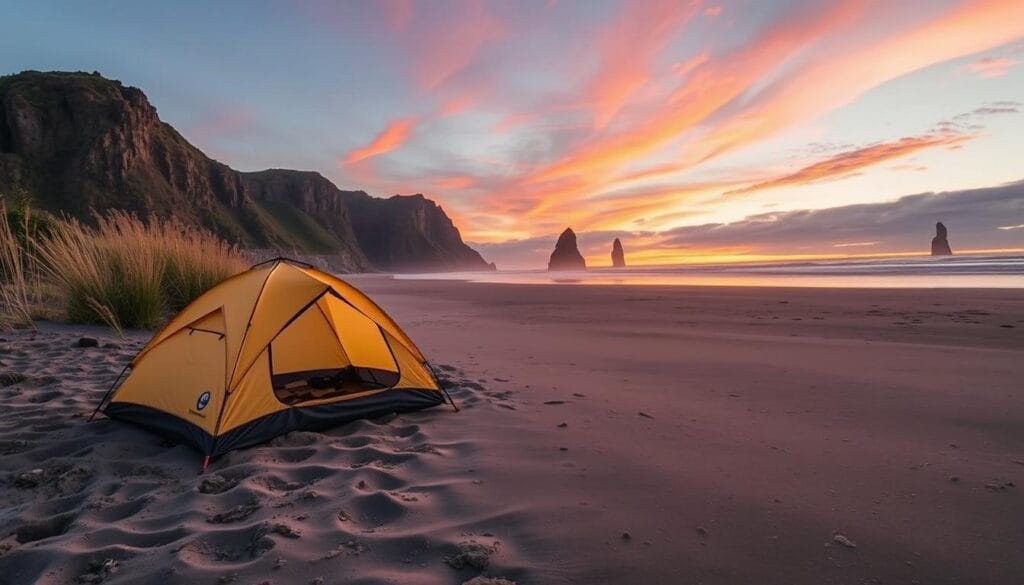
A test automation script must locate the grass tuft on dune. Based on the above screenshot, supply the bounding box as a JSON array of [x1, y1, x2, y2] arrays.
[[0, 202, 246, 331]]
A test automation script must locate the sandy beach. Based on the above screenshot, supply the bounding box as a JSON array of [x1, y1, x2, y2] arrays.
[[1, 279, 1022, 584]]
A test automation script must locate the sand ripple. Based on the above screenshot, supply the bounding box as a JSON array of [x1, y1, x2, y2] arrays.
[[0, 328, 533, 585]]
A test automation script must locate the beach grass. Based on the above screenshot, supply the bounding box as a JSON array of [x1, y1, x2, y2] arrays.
[[0, 204, 246, 331]]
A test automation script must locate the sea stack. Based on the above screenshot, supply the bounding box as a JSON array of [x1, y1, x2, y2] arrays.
[[548, 228, 587, 271], [931, 222, 953, 256], [611, 238, 626, 268]]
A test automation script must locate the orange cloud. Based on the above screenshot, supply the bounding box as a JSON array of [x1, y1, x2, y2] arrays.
[[513, 0, 865, 212], [432, 175, 476, 190], [965, 56, 1020, 77], [583, 0, 700, 128], [342, 117, 417, 165], [492, 0, 1024, 230], [728, 132, 975, 196]]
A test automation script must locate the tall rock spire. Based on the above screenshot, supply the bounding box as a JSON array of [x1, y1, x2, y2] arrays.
[[931, 222, 953, 256], [611, 238, 626, 268]]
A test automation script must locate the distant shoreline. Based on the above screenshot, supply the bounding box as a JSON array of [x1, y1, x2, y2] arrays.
[[385, 252, 1024, 288]]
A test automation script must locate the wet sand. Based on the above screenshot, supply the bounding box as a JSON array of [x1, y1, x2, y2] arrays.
[[1, 279, 1022, 584]]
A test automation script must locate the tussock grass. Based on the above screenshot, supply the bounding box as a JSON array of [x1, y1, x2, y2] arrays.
[[0, 204, 246, 331], [155, 216, 247, 311], [36, 214, 167, 330], [0, 203, 55, 328], [0, 206, 38, 328]]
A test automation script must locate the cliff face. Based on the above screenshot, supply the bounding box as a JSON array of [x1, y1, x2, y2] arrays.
[[0, 71, 490, 272], [341, 191, 494, 272]]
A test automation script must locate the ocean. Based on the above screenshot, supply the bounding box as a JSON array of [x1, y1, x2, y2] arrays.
[[396, 254, 1024, 288]]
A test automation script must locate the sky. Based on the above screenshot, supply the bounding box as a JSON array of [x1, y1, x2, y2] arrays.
[[2, 0, 1023, 268]]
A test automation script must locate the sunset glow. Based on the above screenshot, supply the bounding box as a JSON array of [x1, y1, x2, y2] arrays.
[[8, 0, 1021, 268]]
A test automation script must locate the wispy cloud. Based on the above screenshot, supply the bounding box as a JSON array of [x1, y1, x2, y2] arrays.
[[298, 0, 1024, 248], [727, 131, 975, 196], [341, 117, 417, 165], [964, 56, 1020, 77], [581, 0, 700, 128], [476, 0, 1024, 229]]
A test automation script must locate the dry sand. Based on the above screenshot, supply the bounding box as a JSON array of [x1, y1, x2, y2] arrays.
[[1, 279, 1022, 584]]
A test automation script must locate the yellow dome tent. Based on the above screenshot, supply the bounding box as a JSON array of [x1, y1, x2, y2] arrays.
[[92, 258, 451, 470]]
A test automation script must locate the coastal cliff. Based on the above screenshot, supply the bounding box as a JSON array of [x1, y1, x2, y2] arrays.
[[0, 70, 491, 272]]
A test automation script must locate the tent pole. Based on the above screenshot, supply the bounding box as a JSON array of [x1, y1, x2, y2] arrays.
[[426, 362, 459, 412], [88, 363, 129, 422]]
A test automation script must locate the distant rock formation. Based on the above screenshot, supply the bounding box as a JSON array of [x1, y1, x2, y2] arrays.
[[548, 228, 587, 271], [931, 222, 953, 256], [611, 238, 626, 268]]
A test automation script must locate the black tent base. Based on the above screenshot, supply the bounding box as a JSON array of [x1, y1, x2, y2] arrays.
[[104, 388, 445, 462]]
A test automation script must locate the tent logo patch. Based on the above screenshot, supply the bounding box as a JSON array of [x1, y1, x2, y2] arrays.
[[196, 391, 211, 411]]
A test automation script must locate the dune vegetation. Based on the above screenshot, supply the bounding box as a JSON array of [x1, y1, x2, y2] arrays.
[[0, 199, 246, 332]]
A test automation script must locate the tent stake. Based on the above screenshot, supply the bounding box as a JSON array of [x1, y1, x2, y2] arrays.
[[199, 455, 210, 475], [88, 363, 129, 422]]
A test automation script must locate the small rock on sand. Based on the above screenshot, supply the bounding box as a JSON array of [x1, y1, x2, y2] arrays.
[[269, 523, 301, 538], [557, 422, 567, 428], [543, 400, 566, 405], [833, 534, 857, 548], [75, 337, 99, 348], [445, 540, 498, 570], [638, 411, 653, 419], [77, 558, 118, 583], [462, 577, 518, 585], [208, 502, 260, 524], [198, 473, 238, 494]]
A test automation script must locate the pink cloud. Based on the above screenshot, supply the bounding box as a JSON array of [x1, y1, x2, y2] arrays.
[[380, 0, 413, 32], [401, 0, 503, 91]]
